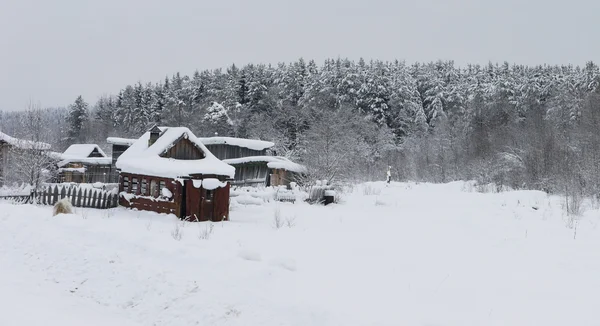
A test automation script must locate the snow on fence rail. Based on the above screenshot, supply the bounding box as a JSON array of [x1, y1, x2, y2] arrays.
[[0, 185, 119, 209]]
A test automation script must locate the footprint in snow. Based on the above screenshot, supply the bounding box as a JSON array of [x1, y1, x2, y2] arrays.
[[237, 250, 261, 262]]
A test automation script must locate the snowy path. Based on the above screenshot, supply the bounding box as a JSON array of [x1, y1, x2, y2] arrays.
[[1, 182, 600, 325]]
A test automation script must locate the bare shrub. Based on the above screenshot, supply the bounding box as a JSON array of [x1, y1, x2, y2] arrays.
[[273, 206, 283, 229], [285, 216, 296, 228], [198, 222, 214, 240], [363, 184, 381, 196], [565, 191, 584, 217], [171, 221, 184, 241]]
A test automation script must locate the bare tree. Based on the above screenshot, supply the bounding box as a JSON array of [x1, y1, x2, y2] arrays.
[[6, 102, 56, 190]]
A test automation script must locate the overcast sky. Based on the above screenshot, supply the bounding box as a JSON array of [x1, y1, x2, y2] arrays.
[[1, 0, 598, 111]]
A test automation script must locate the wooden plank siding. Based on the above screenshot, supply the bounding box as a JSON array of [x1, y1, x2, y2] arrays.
[[118, 172, 230, 221], [162, 137, 205, 160], [230, 162, 270, 187], [204, 144, 266, 160], [119, 172, 184, 217]]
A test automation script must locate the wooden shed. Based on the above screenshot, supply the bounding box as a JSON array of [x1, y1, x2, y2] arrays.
[[199, 136, 305, 187], [116, 126, 235, 222], [223, 156, 306, 187], [54, 144, 113, 183]]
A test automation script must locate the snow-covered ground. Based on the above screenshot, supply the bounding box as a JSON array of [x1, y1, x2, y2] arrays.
[[2, 181, 600, 326]]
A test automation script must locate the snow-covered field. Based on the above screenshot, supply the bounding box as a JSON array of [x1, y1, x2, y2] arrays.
[[2, 181, 600, 326]]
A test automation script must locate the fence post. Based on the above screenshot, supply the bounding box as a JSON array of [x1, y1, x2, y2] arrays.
[[70, 188, 76, 206], [96, 192, 102, 209], [112, 193, 119, 207], [59, 187, 66, 201], [102, 192, 108, 209], [76, 188, 82, 207], [52, 186, 59, 204], [83, 189, 88, 208], [91, 191, 97, 208]]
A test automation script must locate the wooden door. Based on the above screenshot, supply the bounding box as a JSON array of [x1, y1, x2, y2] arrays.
[[185, 180, 202, 221], [203, 189, 214, 221]]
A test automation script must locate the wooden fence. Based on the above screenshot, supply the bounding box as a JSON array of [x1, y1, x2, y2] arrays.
[[0, 185, 120, 209], [33, 185, 119, 209]]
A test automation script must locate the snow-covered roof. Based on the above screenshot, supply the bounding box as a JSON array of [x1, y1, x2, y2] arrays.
[[223, 156, 306, 173], [106, 137, 136, 146], [116, 127, 235, 179], [63, 144, 108, 158], [199, 137, 275, 151], [0, 131, 51, 150], [53, 144, 111, 167]]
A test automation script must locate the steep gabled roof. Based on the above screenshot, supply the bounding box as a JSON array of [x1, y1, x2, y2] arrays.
[[0, 131, 51, 150], [55, 144, 111, 167], [63, 144, 107, 158], [116, 127, 235, 179], [199, 136, 275, 151]]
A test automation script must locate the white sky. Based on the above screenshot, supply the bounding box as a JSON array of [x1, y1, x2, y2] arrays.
[[1, 0, 598, 111]]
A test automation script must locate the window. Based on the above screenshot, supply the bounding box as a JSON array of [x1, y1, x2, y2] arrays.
[[205, 189, 214, 201], [141, 179, 147, 195], [150, 180, 158, 197], [132, 177, 138, 193], [123, 176, 129, 192], [159, 181, 166, 194]]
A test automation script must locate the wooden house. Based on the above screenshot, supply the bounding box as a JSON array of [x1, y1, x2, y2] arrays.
[[115, 126, 235, 222], [200, 136, 305, 187], [0, 132, 51, 186], [54, 144, 112, 183]]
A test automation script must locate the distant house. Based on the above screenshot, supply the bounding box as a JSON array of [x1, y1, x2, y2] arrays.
[[0, 132, 51, 186], [116, 126, 234, 221], [199, 136, 275, 159], [200, 136, 305, 187], [106, 137, 136, 182], [54, 144, 112, 183]]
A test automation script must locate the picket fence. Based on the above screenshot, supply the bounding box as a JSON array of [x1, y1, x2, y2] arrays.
[[30, 185, 119, 209]]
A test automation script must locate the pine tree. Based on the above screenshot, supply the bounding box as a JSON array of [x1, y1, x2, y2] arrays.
[[66, 95, 89, 143]]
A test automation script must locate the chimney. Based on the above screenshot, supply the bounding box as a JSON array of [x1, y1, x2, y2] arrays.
[[148, 125, 161, 147]]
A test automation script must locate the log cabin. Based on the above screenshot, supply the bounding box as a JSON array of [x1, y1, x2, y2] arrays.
[[53, 144, 113, 183], [115, 126, 234, 222]]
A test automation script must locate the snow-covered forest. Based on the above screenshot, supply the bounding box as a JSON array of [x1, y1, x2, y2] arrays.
[[2, 59, 599, 195]]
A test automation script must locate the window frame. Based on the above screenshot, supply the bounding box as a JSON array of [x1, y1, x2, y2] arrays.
[[123, 176, 129, 193], [132, 177, 139, 194]]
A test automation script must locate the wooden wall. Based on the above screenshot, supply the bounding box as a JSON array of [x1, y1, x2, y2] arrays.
[[118, 172, 230, 221], [119, 172, 183, 217], [163, 138, 205, 160], [60, 163, 113, 183], [204, 144, 265, 160], [184, 180, 230, 222], [230, 162, 270, 186]]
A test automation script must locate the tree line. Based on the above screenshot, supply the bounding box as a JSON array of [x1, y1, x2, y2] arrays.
[[1, 58, 599, 197]]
